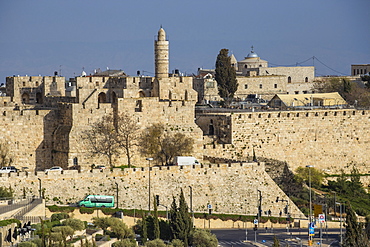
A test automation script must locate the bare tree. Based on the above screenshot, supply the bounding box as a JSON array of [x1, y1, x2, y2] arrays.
[[81, 114, 118, 168], [139, 123, 194, 165], [82, 113, 140, 168], [0, 141, 13, 168], [114, 113, 140, 167]]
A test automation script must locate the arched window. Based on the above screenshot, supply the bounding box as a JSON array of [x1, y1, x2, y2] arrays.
[[184, 90, 188, 101], [305, 77, 308, 82], [288, 76, 292, 83], [98, 92, 107, 103], [111, 91, 117, 104], [22, 93, 30, 104]]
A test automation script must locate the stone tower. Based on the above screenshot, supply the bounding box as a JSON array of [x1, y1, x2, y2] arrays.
[[154, 27, 169, 78]]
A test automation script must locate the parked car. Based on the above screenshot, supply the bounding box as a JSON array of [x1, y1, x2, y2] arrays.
[[45, 166, 63, 173], [0, 166, 18, 173]]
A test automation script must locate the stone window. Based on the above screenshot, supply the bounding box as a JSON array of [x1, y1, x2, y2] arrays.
[[305, 77, 308, 82], [295, 91, 299, 94], [259, 84, 262, 89], [244, 65, 248, 68], [288, 76, 291, 83], [96, 81, 99, 86], [303, 91, 308, 94], [36, 81, 39, 86], [23, 82, 26, 87], [244, 84, 248, 89], [274, 84, 277, 88]]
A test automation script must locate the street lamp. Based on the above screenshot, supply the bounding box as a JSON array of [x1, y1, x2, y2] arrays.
[[336, 202, 343, 245], [189, 186, 194, 228], [37, 178, 42, 199], [306, 165, 314, 246], [146, 158, 153, 214], [115, 182, 119, 209]]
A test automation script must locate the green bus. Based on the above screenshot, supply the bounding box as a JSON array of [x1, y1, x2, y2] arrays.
[[78, 195, 114, 208]]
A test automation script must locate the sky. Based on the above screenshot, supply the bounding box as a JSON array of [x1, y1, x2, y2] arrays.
[[0, 0, 369, 83]]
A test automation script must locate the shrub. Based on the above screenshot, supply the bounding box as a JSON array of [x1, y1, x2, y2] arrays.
[[47, 205, 75, 213], [79, 207, 94, 214], [51, 213, 70, 222], [0, 219, 21, 227]]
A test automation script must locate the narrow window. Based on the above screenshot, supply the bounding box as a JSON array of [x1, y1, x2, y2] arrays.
[[288, 76, 291, 83], [305, 77, 308, 82], [244, 84, 248, 89], [259, 84, 262, 89], [274, 84, 277, 88]]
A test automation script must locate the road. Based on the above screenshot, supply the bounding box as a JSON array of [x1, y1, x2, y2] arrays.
[[212, 228, 342, 247]]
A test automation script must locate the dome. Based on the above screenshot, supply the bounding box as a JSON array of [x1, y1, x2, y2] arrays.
[[246, 50, 259, 58]]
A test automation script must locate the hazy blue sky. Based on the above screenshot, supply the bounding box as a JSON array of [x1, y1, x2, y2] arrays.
[[1, 0, 369, 82]]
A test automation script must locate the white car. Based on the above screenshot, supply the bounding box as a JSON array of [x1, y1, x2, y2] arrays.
[[45, 166, 63, 173], [0, 166, 18, 173]]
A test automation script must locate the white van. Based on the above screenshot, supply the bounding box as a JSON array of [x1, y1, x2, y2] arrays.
[[174, 156, 199, 166]]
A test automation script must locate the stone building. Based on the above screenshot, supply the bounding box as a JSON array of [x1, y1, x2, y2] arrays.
[[194, 47, 315, 103], [351, 64, 370, 76], [0, 28, 203, 171]]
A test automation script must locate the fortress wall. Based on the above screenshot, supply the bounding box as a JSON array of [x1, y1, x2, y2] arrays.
[[0, 108, 55, 170], [0, 163, 305, 218], [202, 109, 370, 173]]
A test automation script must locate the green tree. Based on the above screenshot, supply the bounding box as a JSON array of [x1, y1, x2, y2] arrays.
[[190, 229, 218, 247], [62, 218, 85, 232], [92, 217, 111, 232], [51, 225, 74, 247], [344, 203, 369, 246], [145, 239, 166, 247], [141, 214, 148, 244], [171, 239, 185, 247], [0, 140, 13, 168], [0, 186, 13, 199], [294, 166, 324, 189], [215, 48, 238, 106], [51, 213, 70, 222], [18, 242, 37, 247], [109, 218, 134, 240], [112, 239, 136, 247], [153, 196, 160, 239], [169, 190, 192, 246], [139, 123, 194, 165]]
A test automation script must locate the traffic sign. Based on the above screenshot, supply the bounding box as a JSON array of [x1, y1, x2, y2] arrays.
[[253, 219, 258, 224], [318, 214, 325, 223], [207, 204, 212, 209]]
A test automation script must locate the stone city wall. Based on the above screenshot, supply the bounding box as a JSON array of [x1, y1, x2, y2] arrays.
[[200, 109, 370, 174], [0, 163, 305, 218]]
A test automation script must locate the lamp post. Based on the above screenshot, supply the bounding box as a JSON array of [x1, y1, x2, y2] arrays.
[[37, 178, 42, 199], [306, 165, 314, 246], [189, 186, 194, 228], [115, 182, 119, 209], [146, 157, 153, 214], [336, 202, 343, 245]]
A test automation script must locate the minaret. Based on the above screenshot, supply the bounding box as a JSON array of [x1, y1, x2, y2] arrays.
[[155, 27, 169, 78]]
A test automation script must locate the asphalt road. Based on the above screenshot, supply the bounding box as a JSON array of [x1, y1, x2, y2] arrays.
[[212, 228, 343, 247]]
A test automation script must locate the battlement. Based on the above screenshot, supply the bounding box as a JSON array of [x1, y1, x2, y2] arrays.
[[0, 162, 304, 218]]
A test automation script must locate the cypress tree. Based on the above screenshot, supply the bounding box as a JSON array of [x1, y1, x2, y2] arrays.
[[141, 213, 148, 244], [344, 203, 369, 246], [153, 195, 160, 239], [215, 48, 238, 106], [169, 190, 192, 246]]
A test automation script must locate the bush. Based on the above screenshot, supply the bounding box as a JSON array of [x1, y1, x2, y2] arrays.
[[17, 242, 37, 247], [79, 207, 94, 214], [0, 219, 21, 227], [51, 212, 70, 222], [47, 205, 75, 213]]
